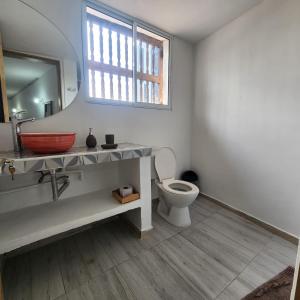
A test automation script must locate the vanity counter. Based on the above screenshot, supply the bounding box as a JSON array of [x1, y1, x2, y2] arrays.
[[0, 143, 153, 254], [0, 143, 152, 175]]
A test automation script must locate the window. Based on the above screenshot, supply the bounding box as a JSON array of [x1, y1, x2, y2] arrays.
[[84, 3, 171, 108]]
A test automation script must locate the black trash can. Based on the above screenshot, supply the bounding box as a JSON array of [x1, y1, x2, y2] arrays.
[[180, 170, 199, 185]]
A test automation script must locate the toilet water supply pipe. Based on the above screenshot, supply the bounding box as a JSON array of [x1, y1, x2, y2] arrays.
[[45, 169, 70, 201]]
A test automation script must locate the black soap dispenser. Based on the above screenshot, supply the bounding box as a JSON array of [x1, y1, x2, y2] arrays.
[[86, 128, 97, 148]]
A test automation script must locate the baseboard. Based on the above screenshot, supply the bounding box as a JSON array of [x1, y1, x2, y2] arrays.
[[199, 192, 299, 245]]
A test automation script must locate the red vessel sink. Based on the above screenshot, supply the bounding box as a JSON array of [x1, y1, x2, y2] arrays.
[[19, 132, 76, 154]]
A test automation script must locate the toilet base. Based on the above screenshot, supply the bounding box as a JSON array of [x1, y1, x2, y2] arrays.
[[157, 200, 191, 227]]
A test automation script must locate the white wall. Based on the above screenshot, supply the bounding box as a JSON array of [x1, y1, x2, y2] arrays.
[[0, 0, 193, 211], [0, 0, 194, 173], [0, 162, 120, 214], [192, 0, 300, 236]]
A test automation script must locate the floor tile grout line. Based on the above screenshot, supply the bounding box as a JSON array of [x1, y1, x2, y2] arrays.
[[195, 214, 256, 251], [179, 223, 250, 270], [6, 199, 291, 299], [62, 224, 207, 298], [113, 266, 139, 300], [214, 241, 269, 299], [57, 218, 190, 296], [202, 198, 297, 250], [46, 224, 296, 300], [102, 212, 219, 299], [149, 232, 209, 299], [214, 232, 292, 299], [199, 211, 274, 254], [23, 252, 33, 300], [53, 243, 69, 299], [153, 223, 259, 300], [57, 237, 79, 297], [213, 207, 278, 239], [150, 203, 249, 298], [212, 210, 273, 239], [174, 229, 255, 300]]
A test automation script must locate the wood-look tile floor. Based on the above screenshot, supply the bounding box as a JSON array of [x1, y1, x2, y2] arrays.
[[3, 197, 298, 300]]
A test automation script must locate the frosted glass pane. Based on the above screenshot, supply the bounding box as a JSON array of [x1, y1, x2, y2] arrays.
[[92, 23, 100, 62], [111, 31, 118, 66], [128, 77, 133, 102], [148, 44, 153, 75], [120, 34, 126, 68], [104, 72, 110, 99], [127, 37, 132, 70], [87, 21, 91, 61], [102, 27, 109, 64], [88, 69, 93, 97], [112, 75, 119, 100], [136, 40, 141, 72], [121, 76, 126, 100], [95, 71, 101, 98]]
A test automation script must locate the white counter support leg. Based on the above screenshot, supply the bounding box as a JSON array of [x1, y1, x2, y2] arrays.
[[139, 156, 152, 233], [121, 156, 153, 235]]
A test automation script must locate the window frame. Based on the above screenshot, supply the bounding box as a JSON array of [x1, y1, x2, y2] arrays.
[[82, 0, 173, 110]]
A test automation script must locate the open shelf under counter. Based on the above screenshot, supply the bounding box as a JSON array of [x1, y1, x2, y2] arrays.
[[0, 188, 142, 254]]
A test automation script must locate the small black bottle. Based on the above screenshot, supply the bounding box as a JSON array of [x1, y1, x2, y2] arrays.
[[86, 128, 97, 148]]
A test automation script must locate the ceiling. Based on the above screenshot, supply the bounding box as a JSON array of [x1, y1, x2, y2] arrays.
[[4, 56, 55, 98], [97, 0, 263, 42]]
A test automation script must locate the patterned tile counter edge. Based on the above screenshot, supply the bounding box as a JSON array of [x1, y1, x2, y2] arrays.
[[0, 143, 152, 175]]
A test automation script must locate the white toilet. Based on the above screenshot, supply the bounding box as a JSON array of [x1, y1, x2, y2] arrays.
[[154, 147, 199, 227]]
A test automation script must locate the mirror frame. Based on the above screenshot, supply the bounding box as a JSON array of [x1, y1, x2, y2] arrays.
[[0, 33, 9, 122]]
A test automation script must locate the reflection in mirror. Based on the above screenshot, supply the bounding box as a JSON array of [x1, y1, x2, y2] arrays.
[[4, 51, 62, 119], [0, 0, 81, 123]]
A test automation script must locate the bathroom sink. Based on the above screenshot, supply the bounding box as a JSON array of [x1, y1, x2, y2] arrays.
[[19, 132, 76, 154]]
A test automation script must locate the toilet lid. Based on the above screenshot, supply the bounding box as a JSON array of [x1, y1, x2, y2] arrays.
[[154, 148, 176, 182]]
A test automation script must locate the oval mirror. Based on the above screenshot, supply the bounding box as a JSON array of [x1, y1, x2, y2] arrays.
[[0, 0, 81, 123]]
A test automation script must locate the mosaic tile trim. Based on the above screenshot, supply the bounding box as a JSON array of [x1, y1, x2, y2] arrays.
[[0, 144, 152, 176]]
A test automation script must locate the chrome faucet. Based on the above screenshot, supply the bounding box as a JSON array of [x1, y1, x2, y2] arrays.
[[11, 111, 35, 153]]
